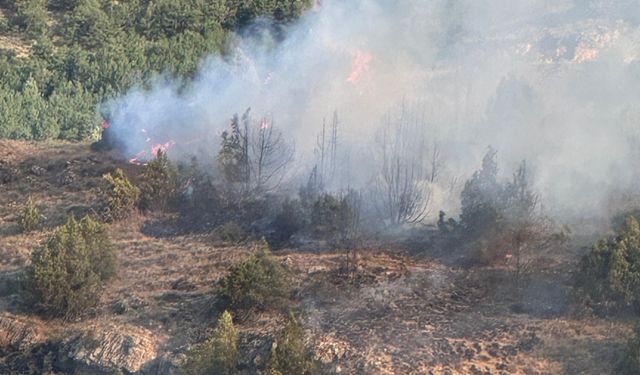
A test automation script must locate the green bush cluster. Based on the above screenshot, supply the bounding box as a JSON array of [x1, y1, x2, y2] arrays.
[[219, 239, 290, 312], [267, 190, 360, 248], [268, 313, 315, 375], [0, 0, 312, 141], [181, 310, 239, 375], [24, 215, 116, 318], [574, 217, 640, 314], [102, 168, 140, 221], [18, 196, 41, 232]]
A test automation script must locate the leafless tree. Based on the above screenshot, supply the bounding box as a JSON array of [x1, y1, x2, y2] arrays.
[[372, 103, 442, 225], [313, 110, 340, 190], [218, 109, 294, 195], [250, 117, 294, 193], [429, 140, 443, 183]]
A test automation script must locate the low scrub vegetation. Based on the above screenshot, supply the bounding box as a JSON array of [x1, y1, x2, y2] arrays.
[[24, 216, 116, 318], [219, 239, 290, 313]]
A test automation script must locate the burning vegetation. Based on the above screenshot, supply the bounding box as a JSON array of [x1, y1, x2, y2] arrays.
[[2, 1, 640, 375]]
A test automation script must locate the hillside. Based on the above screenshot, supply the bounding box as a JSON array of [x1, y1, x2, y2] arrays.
[[2, 1, 640, 374], [0, 140, 631, 374]]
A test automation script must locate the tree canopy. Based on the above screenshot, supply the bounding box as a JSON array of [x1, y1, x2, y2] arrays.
[[0, 0, 312, 141]]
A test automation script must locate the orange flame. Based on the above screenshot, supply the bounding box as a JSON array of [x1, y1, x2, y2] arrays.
[[260, 118, 269, 129], [347, 50, 372, 83], [152, 140, 176, 156], [128, 150, 147, 165], [128, 127, 176, 165]]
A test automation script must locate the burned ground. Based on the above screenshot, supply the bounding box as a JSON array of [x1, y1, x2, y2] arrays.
[[0, 140, 633, 374]]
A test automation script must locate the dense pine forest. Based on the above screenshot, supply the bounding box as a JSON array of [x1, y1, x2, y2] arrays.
[[0, 0, 311, 140]]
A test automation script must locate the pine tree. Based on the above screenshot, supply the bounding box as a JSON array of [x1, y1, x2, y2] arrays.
[[66, 0, 116, 49], [181, 310, 239, 375], [80, 216, 117, 281], [268, 313, 315, 375], [24, 216, 116, 318], [26, 217, 97, 318], [21, 77, 59, 140], [18, 196, 41, 233], [219, 239, 290, 312], [102, 168, 140, 221], [459, 146, 503, 237], [139, 150, 178, 211], [218, 113, 249, 191]]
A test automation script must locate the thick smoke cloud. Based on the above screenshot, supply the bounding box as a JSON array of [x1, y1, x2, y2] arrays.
[[104, 0, 640, 220]]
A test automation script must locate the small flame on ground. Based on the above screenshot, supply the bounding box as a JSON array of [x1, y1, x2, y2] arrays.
[[127, 127, 177, 165], [128, 150, 148, 165], [152, 141, 176, 156], [260, 118, 269, 129], [347, 50, 372, 84]]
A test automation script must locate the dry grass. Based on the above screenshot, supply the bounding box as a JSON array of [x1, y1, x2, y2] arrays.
[[0, 140, 633, 374]]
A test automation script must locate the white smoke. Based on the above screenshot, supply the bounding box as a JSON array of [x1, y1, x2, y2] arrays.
[[103, 0, 640, 219]]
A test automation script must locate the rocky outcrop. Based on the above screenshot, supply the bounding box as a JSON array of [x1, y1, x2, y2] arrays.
[[64, 323, 159, 374], [0, 313, 45, 349]]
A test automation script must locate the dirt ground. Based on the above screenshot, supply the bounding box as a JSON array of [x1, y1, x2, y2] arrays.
[[0, 140, 633, 374]]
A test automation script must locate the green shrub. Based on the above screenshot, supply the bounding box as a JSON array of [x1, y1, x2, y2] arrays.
[[181, 310, 238, 375], [18, 196, 41, 233], [574, 217, 640, 314], [24, 216, 116, 318], [139, 150, 178, 211], [268, 313, 315, 375], [102, 168, 140, 221], [219, 239, 290, 312]]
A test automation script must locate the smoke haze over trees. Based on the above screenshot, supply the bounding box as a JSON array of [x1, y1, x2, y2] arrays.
[[100, 0, 640, 221]]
